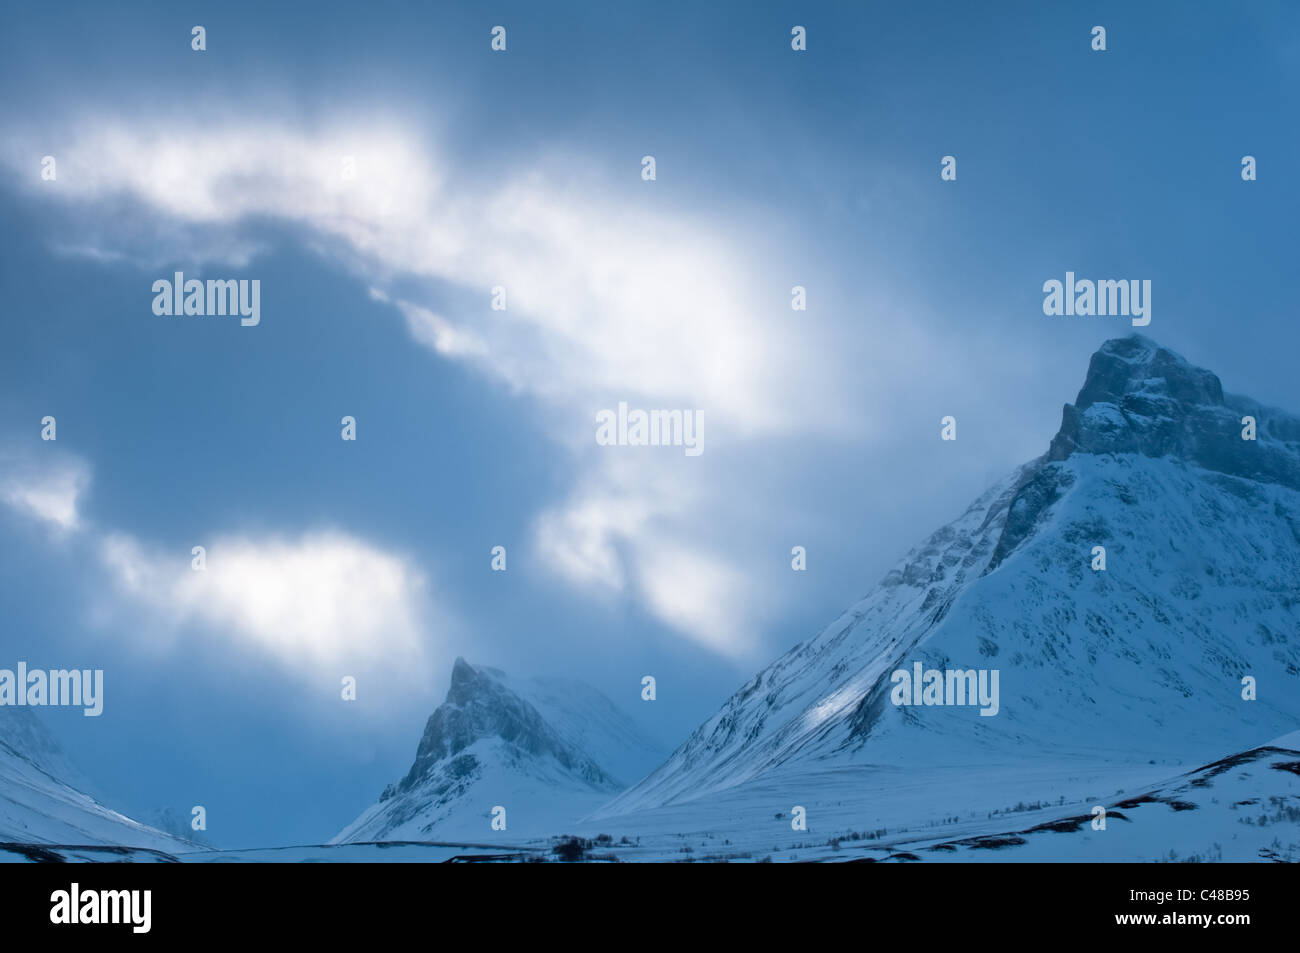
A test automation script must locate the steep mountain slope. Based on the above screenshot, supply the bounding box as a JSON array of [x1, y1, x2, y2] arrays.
[[0, 707, 194, 852], [599, 335, 1300, 818], [333, 659, 664, 842]]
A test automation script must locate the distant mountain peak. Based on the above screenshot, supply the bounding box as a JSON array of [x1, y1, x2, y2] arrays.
[[334, 661, 665, 843], [386, 659, 613, 801]]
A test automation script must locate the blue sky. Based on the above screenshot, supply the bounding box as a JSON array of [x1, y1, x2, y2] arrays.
[[1, 1, 1297, 845]]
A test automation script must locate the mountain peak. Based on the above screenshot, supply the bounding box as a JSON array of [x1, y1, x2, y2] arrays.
[[335, 663, 665, 843], [1073, 334, 1223, 414], [446, 656, 482, 702], [1046, 335, 1299, 489], [387, 660, 613, 803]]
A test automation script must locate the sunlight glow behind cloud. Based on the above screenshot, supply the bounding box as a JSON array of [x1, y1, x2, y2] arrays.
[[5, 114, 845, 654], [99, 530, 431, 676]]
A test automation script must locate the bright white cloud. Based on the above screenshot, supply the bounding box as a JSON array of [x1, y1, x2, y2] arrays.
[[636, 541, 756, 658], [12, 121, 823, 430], [6, 115, 844, 654], [535, 491, 647, 594], [99, 530, 432, 677], [1, 444, 437, 682], [0, 451, 91, 534], [532, 452, 766, 657], [377, 293, 492, 363]]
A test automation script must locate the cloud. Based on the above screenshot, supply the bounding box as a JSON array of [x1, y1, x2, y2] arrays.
[[534, 492, 644, 594], [635, 540, 757, 659], [98, 530, 432, 677], [369, 289, 493, 364], [0, 450, 91, 534], [9, 120, 826, 428], [4, 113, 847, 654], [0, 443, 433, 680], [532, 452, 767, 657]]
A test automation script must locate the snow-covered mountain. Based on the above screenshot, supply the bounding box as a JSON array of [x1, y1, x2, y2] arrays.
[[598, 334, 1300, 819], [0, 707, 194, 854], [333, 658, 665, 842]]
